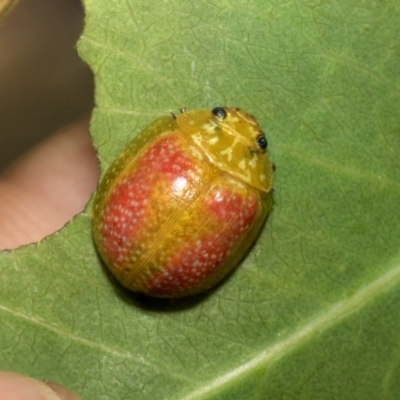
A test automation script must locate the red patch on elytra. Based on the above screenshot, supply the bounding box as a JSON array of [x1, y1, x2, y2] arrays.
[[100, 135, 198, 267], [146, 187, 259, 296], [147, 234, 229, 296], [207, 188, 258, 229]]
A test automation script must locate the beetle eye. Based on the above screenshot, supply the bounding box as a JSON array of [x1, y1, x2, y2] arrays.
[[257, 134, 268, 150], [212, 107, 227, 120]]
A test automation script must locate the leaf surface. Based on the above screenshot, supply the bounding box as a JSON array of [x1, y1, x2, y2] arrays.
[[1, 0, 400, 399]]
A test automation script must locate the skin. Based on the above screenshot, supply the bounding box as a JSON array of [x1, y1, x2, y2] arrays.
[[0, 117, 96, 399], [0, 372, 81, 400], [0, 117, 98, 250]]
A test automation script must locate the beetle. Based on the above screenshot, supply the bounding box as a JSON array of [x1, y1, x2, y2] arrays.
[[92, 107, 274, 298]]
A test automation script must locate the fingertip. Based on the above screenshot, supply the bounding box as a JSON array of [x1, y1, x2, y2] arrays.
[[0, 117, 99, 250], [0, 372, 81, 400]]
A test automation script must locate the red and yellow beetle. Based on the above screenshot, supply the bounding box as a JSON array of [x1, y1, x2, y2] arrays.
[[92, 107, 274, 298]]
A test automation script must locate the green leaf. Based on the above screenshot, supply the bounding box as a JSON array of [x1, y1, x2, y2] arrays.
[[1, 0, 400, 399]]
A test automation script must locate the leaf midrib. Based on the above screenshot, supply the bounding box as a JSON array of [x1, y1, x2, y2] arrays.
[[178, 258, 400, 400], [2, 252, 399, 396]]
